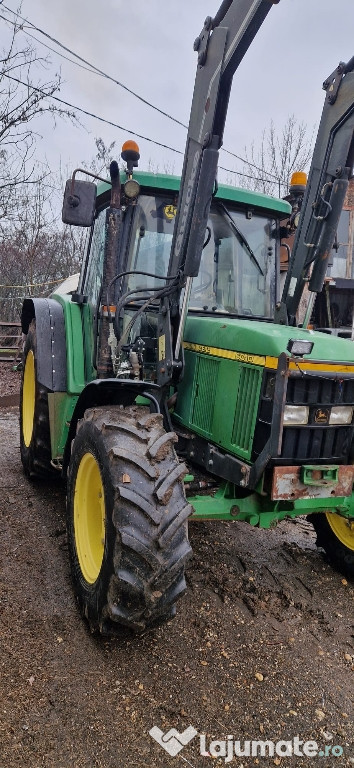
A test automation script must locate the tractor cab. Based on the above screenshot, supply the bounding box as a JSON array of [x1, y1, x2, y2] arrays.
[[68, 169, 290, 384]]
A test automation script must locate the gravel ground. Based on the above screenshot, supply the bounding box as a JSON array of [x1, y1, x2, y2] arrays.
[[0, 365, 353, 768]]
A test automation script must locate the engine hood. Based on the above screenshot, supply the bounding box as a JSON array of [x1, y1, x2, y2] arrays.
[[183, 316, 354, 366]]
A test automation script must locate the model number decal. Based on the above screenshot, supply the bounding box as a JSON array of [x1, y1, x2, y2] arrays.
[[183, 341, 265, 367]]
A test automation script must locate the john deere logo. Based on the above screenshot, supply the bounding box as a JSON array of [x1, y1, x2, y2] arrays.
[[314, 408, 330, 424], [164, 204, 177, 220]]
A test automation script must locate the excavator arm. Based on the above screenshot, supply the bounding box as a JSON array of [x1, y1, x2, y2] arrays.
[[158, 0, 280, 383], [276, 57, 354, 326]]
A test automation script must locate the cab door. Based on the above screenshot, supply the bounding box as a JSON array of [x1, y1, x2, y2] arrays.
[[78, 205, 107, 381]]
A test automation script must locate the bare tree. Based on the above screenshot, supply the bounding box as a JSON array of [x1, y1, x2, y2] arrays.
[[0, 9, 75, 222], [87, 137, 117, 176], [0, 172, 84, 321], [0, 133, 119, 323], [235, 115, 315, 197]]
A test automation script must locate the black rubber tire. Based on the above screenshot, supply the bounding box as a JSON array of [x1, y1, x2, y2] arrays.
[[20, 319, 56, 479], [66, 405, 192, 633], [308, 513, 354, 579]]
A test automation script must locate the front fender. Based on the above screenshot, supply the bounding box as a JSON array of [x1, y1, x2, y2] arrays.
[[62, 379, 161, 474]]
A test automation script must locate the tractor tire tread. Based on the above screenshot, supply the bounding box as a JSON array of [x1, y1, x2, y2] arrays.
[[66, 405, 192, 633], [20, 319, 56, 480]]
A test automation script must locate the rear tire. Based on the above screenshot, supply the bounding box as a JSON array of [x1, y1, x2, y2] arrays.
[[309, 512, 354, 579], [20, 319, 55, 479], [66, 405, 192, 633]]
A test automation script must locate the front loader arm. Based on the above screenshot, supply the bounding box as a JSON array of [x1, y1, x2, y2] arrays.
[[169, 0, 279, 283], [158, 0, 280, 383], [276, 58, 354, 326]]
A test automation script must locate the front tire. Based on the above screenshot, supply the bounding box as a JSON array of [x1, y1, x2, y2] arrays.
[[309, 512, 354, 579], [66, 405, 192, 633], [20, 319, 55, 479]]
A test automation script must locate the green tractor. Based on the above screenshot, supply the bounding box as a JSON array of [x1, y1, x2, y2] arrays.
[[20, 1, 354, 633]]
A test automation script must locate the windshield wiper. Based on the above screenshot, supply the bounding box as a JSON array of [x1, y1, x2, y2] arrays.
[[218, 202, 264, 276]]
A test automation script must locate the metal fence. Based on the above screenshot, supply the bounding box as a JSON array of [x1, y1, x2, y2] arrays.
[[0, 321, 22, 362]]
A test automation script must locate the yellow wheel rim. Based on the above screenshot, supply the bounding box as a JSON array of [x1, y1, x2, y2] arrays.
[[325, 512, 354, 551], [22, 350, 35, 447], [74, 452, 106, 584]]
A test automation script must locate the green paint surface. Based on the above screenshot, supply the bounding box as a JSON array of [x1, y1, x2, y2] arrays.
[[189, 482, 354, 523], [183, 315, 354, 363], [52, 294, 86, 393], [48, 391, 78, 458]]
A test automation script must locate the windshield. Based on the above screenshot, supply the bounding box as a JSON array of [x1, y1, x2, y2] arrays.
[[125, 195, 278, 319], [190, 206, 277, 318]]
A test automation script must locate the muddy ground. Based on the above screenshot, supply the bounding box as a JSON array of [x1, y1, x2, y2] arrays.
[[0, 363, 353, 768]]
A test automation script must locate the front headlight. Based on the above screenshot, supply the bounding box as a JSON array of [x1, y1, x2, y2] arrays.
[[287, 339, 314, 356], [283, 405, 309, 425], [329, 406, 354, 425]]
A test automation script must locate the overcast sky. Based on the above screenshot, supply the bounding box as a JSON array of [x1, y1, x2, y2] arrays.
[[1, 0, 354, 189]]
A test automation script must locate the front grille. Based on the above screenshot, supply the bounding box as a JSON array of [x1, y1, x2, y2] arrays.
[[287, 376, 354, 405], [281, 425, 352, 461], [252, 369, 354, 464]]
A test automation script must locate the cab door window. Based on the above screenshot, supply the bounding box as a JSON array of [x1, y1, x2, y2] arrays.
[[82, 207, 107, 308]]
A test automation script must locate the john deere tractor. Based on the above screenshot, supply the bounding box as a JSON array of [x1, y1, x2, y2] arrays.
[[20, 0, 354, 633]]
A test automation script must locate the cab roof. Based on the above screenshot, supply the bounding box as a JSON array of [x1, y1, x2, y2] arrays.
[[96, 170, 291, 217]]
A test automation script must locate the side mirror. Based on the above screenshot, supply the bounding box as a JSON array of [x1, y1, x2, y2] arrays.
[[62, 179, 96, 227]]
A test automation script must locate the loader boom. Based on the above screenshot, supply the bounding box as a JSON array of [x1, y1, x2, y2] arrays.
[[276, 57, 354, 326], [165, 0, 279, 367]]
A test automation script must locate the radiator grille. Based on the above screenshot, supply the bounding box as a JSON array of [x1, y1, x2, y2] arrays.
[[191, 356, 219, 435], [281, 425, 352, 461], [253, 369, 354, 464], [232, 365, 262, 457], [287, 375, 354, 405]]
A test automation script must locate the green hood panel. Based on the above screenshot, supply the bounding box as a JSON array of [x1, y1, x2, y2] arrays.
[[184, 316, 354, 364], [176, 315, 354, 463]]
